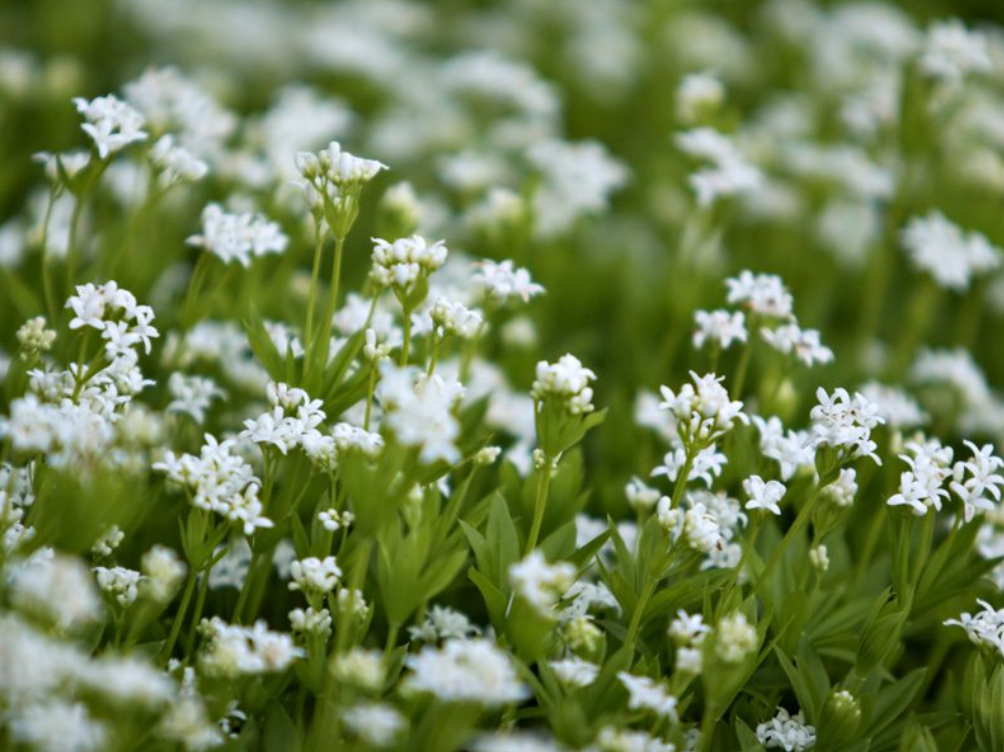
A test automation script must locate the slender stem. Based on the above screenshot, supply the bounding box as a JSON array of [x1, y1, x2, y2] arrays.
[[364, 367, 377, 431], [731, 317, 757, 400], [315, 235, 346, 367], [161, 569, 197, 663], [524, 457, 554, 555], [400, 312, 412, 366], [184, 566, 212, 655], [304, 224, 326, 348], [426, 330, 440, 377], [233, 549, 261, 623], [669, 451, 695, 511], [625, 576, 657, 650], [39, 190, 58, 322], [719, 515, 763, 613], [64, 195, 86, 296], [753, 483, 825, 591], [383, 622, 400, 659]]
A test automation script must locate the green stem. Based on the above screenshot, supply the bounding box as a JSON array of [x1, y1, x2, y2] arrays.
[[64, 194, 86, 296], [233, 549, 261, 623], [625, 576, 658, 650], [669, 451, 695, 511], [400, 311, 412, 366], [184, 566, 212, 655], [753, 482, 825, 592], [315, 234, 346, 369], [524, 457, 554, 555], [39, 190, 58, 322], [304, 223, 326, 349], [161, 569, 197, 663], [730, 317, 757, 400]]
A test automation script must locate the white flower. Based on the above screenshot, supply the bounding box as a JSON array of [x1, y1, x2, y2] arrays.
[[950, 441, 1004, 523], [658, 371, 747, 446], [167, 373, 224, 424], [901, 212, 1001, 292], [653, 444, 728, 487], [810, 387, 885, 465], [430, 296, 483, 339], [141, 546, 186, 603], [658, 497, 724, 554], [288, 556, 342, 596], [821, 468, 859, 508], [743, 475, 786, 515], [677, 70, 725, 123], [761, 323, 833, 367], [716, 611, 758, 663], [379, 365, 464, 464], [472, 259, 545, 303], [289, 607, 333, 638], [198, 617, 302, 677], [532, 354, 597, 415], [920, 19, 993, 83], [331, 648, 385, 690], [8, 549, 103, 631], [887, 439, 953, 516], [509, 552, 577, 617], [408, 605, 480, 643], [369, 235, 448, 293], [73, 95, 147, 159], [676, 128, 762, 206], [528, 139, 628, 238], [65, 281, 159, 356], [297, 140, 386, 185], [150, 134, 208, 186], [187, 203, 288, 267], [725, 271, 794, 319], [756, 707, 817, 751], [94, 566, 142, 607], [693, 309, 747, 350], [596, 726, 676, 752], [751, 415, 815, 481], [341, 703, 405, 748], [809, 545, 829, 572], [626, 477, 662, 512], [9, 699, 107, 752], [403, 638, 529, 705], [550, 656, 599, 688], [945, 599, 1004, 657], [617, 672, 678, 720]]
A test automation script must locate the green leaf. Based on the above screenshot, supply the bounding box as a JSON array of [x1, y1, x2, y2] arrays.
[[868, 667, 927, 737], [243, 309, 284, 381]]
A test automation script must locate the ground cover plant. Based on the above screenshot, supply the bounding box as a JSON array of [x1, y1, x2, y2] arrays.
[[3, 0, 1004, 750]]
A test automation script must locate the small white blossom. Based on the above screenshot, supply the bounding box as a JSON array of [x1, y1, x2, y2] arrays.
[[920, 19, 993, 84], [403, 639, 529, 706], [693, 309, 747, 350], [550, 656, 599, 688], [289, 556, 342, 596], [756, 707, 817, 751], [187, 203, 288, 267], [725, 271, 794, 320], [73, 94, 147, 159], [761, 323, 834, 367], [94, 565, 142, 607], [532, 354, 597, 415], [659, 371, 747, 446], [617, 672, 678, 721], [472, 259, 544, 303], [901, 212, 1000, 292], [743, 475, 786, 515], [716, 611, 758, 663], [950, 441, 1004, 523], [887, 439, 953, 516], [509, 552, 577, 617], [810, 387, 885, 465], [341, 703, 405, 748]]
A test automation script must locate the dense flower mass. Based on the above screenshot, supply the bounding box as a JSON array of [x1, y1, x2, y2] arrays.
[[3, 0, 1004, 750]]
